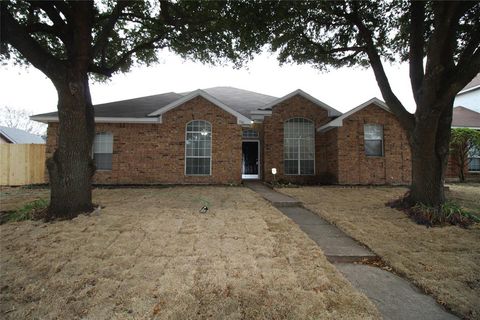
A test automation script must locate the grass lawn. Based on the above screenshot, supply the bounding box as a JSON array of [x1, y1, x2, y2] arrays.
[[280, 183, 480, 320], [0, 186, 379, 319]]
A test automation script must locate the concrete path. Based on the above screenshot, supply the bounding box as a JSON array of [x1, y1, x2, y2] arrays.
[[337, 264, 458, 320], [245, 181, 458, 320], [280, 206, 375, 261], [245, 182, 300, 207]]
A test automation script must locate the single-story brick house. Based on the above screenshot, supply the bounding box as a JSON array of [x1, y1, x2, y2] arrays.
[[32, 87, 413, 185]]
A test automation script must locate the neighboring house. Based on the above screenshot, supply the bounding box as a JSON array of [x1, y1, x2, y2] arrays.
[[446, 107, 480, 180], [453, 73, 480, 113], [0, 126, 45, 144], [32, 86, 412, 185], [446, 74, 480, 180]]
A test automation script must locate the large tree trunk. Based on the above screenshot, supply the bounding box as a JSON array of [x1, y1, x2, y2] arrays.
[[46, 71, 95, 220], [408, 101, 453, 210]]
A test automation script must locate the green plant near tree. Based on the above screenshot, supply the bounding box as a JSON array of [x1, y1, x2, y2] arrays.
[[450, 128, 480, 182]]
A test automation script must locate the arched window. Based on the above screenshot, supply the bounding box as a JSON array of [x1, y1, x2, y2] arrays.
[[284, 118, 315, 175], [185, 120, 212, 175]]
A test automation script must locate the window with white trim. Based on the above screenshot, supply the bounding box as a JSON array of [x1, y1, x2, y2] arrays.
[[93, 132, 113, 170], [185, 120, 212, 175], [468, 144, 480, 172], [364, 124, 384, 157], [284, 118, 315, 175], [242, 129, 259, 139]]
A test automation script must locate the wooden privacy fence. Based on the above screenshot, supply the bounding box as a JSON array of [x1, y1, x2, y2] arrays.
[[0, 144, 46, 186]]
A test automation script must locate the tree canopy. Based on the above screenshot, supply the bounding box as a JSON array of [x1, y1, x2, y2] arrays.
[[1, 0, 260, 80]]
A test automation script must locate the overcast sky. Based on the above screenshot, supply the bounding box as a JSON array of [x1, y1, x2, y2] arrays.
[[0, 50, 417, 115]]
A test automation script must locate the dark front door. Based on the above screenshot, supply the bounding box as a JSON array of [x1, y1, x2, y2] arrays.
[[242, 141, 259, 179]]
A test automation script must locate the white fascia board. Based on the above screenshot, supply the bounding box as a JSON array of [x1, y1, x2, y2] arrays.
[[452, 126, 480, 130], [148, 89, 252, 125], [457, 85, 480, 95], [30, 116, 162, 124], [317, 97, 390, 132], [261, 89, 342, 117]]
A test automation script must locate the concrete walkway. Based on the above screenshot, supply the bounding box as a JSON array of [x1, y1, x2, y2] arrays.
[[245, 181, 458, 320]]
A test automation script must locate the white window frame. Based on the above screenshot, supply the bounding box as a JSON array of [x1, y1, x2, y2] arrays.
[[185, 120, 212, 176], [93, 132, 113, 171], [364, 124, 384, 157], [283, 117, 315, 176]]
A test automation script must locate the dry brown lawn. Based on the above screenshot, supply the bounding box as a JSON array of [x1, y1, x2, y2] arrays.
[[281, 184, 480, 320], [0, 186, 379, 319]]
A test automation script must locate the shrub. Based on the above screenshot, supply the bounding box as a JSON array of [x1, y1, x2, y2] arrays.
[[410, 201, 477, 228], [387, 193, 478, 228]]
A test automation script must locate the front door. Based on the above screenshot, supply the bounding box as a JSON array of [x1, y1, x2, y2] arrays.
[[242, 141, 259, 179]]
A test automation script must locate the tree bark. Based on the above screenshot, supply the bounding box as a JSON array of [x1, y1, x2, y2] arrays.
[[408, 101, 453, 209], [46, 71, 95, 220]]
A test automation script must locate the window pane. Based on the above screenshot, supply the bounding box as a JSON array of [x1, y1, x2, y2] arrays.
[[365, 140, 383, 156], [300, 160, 314, 175], [242, 129, 259, 138], [364, 124, 383, 140], [186, 157, 210, 175], [468, 158, 480, 172], [284, 160, 298, 175], [94, 153, 112, 170]]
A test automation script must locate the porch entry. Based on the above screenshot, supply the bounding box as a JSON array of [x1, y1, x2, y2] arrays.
[[242, 141, 260, 179]]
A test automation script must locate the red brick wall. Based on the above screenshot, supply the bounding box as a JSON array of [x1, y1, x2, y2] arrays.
[[318, 129, 339, 183], [46, 96, 242, 184], [333, 104, 411, 185], [263, 95, 332, 183]]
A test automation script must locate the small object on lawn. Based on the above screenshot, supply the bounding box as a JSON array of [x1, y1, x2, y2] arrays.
[[199, 206, 208, 214]]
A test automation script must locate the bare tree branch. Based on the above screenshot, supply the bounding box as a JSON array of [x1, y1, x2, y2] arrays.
[[0, 106, 47, 135]]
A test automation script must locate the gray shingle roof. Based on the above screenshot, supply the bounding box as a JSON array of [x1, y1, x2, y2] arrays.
[[35, 92, 182, 118], [201, 87, 278, 117], [32, 87, 278, 120], [0, 126, 45, 144], [459, 73, 480, 94], [452, 106, 480, 128]]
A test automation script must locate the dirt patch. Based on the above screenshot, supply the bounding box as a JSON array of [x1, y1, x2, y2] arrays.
[[0, 187, 379, 319], [281, 185, 480, 319]]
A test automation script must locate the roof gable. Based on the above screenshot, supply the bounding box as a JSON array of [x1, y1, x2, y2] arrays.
[[261, 89, 342, 117], [452, 106, 480, 129], [458, 73, 480, 95], [148, 89, 252, 124], [317, 98, 390, 132]]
